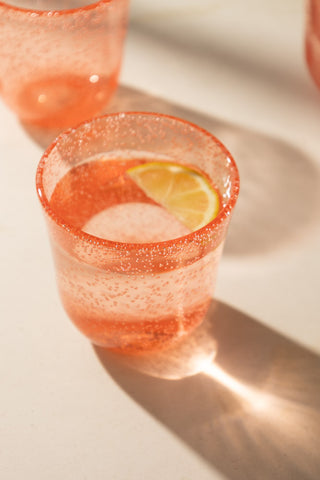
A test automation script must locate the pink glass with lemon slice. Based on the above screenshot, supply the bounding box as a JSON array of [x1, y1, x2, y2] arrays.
[[36, 113, 239, 354]]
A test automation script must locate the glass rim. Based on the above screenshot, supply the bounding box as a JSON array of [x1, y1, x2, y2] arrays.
[[0, 0, 113, 16], [36, 111, 240, 251]]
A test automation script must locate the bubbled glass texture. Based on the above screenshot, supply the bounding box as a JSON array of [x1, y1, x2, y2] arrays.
[[36, 113, 240, 354], [0, 0, 129, 128]]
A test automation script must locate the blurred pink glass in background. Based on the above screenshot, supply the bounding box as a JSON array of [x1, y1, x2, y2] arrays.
[[0, 0, 129, 128], [306, 0, 320, 89]]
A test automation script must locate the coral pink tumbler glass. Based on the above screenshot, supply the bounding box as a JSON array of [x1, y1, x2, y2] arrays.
[[36, 112, 239, 354], [0, 1, 129, 128]]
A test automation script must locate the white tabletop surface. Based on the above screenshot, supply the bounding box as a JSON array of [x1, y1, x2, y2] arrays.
[[1, 1, 320, 479]]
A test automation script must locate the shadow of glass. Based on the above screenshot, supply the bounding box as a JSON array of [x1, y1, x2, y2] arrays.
[[23, 84, 320, 257], [106, 86, 320, 258], [94, 300, 320, 480], [128, 16, 314, 97]]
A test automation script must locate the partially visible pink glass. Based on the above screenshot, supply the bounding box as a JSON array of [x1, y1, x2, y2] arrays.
[[0, 1, 129, 128], [306, 0, 320, 89]]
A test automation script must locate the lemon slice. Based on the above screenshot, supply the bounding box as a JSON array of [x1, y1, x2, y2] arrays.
[[127, 161, 220, 231]]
